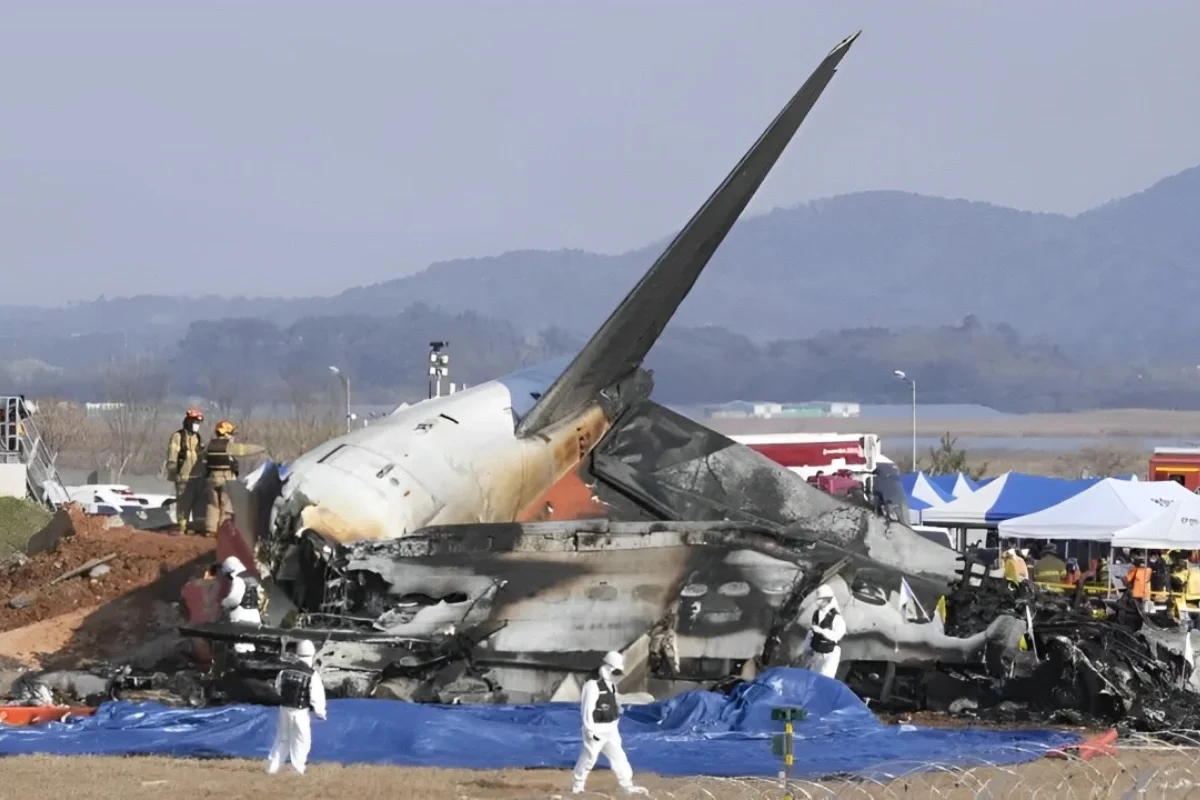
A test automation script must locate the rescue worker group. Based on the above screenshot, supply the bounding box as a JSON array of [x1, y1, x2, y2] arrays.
[[166, 407, 265, 536], [1000, 543, 1193, 616], [172, 409, 760, 790]]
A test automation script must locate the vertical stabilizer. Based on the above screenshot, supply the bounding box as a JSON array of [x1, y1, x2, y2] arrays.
[[517, 32, 861, 437]]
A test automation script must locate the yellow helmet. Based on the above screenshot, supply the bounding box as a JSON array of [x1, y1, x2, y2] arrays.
[[214, 420, 236, 437]]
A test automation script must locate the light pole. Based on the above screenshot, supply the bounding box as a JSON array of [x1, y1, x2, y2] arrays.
[[428, 341, 449, 398], [329, 366, 350, 435], [894, 370, 916, 471]]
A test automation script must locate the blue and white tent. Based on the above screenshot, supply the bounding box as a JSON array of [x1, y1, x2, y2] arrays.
[[928, 472, 980, 499], [920, 472, 1102, 526], [901, 471, 955, 526], [901, 471, 955, 511]]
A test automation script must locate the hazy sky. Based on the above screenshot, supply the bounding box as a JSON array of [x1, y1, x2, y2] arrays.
[[3, 1, 1199, 306]]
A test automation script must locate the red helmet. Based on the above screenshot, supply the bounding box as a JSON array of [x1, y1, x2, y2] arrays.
[[185, 407, 204, 422]]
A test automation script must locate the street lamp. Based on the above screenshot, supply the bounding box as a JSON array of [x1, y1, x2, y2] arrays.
[[893, 369, 916, 471], [329, 366, 350, 435]]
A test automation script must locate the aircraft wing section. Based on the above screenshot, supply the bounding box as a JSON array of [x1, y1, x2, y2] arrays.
[[516, 32, 861, 437]]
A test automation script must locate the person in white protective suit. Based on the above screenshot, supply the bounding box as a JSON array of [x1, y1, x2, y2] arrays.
[[571, 651, 649, 795], [219, 556, 262, 654], [802, 584, 847, 679], [266, 638, 327, 775]]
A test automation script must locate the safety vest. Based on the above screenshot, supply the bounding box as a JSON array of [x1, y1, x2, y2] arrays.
[[810, 608, 839, 654], [1033, 555, 1066, 584], [205, 437, 237, 474], [590, 676, 619, 724], [1126, 566, 1151, 600], [1003, 555, 1024, 583], [278, 664, 315, 710]]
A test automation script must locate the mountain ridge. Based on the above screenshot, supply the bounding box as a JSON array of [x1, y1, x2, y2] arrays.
[[4, 164, 1200, 362]]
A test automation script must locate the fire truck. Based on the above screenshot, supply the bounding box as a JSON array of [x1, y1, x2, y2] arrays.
[[1148, 447, 1200, 491], [731, 431, 940, 542], [728, 432, 882, 480], [728, 432, 898, 502]]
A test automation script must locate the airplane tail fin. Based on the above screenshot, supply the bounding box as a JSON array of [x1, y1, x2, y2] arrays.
[[516, 32, 860, 437]]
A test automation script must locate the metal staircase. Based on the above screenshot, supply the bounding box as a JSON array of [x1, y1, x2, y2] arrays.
[[0, 395, 70, 508]]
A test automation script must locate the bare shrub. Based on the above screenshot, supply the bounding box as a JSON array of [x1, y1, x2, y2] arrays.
[[1052, 445, 1145, 479], [240, 417, 342, 463], [28, 397, 91, 463], [236, 362, 343, 461], [99, 358, 170, 480]]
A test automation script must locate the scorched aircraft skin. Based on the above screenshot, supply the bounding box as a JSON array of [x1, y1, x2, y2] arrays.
[[183, 32, 1020, 703]]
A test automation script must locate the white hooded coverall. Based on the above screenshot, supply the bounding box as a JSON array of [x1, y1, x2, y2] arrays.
[[803, 599, 847, 678], [266, 653, 326, 775], [221, 571, 262, 654], [572, 666, 637, 793]]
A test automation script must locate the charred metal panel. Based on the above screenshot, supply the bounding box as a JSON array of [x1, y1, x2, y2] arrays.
[[590, 401, 963, 585]]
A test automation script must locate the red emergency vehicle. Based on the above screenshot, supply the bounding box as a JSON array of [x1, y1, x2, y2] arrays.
[[728, 432, 881, 481], [1148, 447, 1200, 491]]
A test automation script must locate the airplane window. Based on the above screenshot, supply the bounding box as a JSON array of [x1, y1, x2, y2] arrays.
[[849, 568, 890, 606], [718, 581, 750, 597]]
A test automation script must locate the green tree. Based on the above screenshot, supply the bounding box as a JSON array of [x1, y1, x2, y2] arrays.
[[924, 432, 988, 479]]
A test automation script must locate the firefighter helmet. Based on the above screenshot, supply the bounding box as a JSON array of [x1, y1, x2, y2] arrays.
[[214, 420, 236, 437], [185, 407, 204, 422]]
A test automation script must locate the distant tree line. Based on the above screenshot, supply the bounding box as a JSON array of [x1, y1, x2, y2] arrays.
[[14, 306, 1200, 414]]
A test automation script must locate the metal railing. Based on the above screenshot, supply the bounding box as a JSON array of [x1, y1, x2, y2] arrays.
[[0, 395, 69, 507]]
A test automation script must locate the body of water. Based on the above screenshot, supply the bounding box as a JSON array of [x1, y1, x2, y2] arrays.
[[891, 435, 1194, 453]]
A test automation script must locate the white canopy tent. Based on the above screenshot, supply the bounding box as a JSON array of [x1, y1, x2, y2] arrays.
[[1112, 496, 1200, 550], [997, 478, 1195, 542]]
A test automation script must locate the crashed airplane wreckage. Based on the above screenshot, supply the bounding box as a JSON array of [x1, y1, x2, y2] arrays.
[[179, 30, 1012, 704]]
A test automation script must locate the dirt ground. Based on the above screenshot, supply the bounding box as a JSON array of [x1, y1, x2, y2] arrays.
[[0, 505, 214, 667], [0, 751, 1197, 800]]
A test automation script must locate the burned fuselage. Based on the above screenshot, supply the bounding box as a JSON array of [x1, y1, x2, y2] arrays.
[[244, 517, 995, 702]]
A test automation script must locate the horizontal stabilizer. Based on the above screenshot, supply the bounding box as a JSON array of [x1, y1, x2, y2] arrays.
[[516, 32, 860, 437]]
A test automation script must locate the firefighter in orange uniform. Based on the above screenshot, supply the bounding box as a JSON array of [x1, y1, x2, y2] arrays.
[[201, 420, 266, 534]]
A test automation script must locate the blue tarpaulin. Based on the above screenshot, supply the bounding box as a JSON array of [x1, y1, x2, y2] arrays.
[[0, 669, 1078, 779]]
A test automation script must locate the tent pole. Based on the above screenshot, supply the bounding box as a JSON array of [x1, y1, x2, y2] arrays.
[[1108, 544, 1114, 600]]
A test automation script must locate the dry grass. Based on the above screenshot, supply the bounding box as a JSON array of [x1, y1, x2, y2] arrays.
[[973, 447, 1149, 478], [0, 496, 53, 558], [33, 399, 343, 478], [708, 408, 1200, 439], [4, 748, 1200, 799], [29, 398, 1163, 482]]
